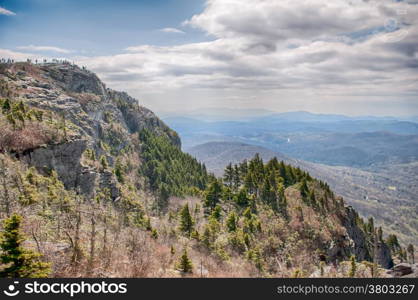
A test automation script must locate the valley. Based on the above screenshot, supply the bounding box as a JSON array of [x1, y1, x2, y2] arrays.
[[164, 115, 418, 246]]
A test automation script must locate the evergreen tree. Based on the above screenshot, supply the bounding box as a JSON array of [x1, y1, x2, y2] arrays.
[[2, 98, 10, 113], [239, 160, 248, 180], [179, 204, 194, 236], [235, 188, 250, 207], [348, 255, 356, 277], [299, 179, 309, 199], [232, 165, 240, 191], [407, 244, 415, 264], [0, 214, 50, 278], [223, 163, 234, 188], [114, 160, 124, 183], [377, 226, 383, 241], [260, 178, 277, 211], [210, 205, 222, 221], [386, 234, 400, 253], [100, 155, 108, 171], [176, 249, 193, 273], [226, 211, 237, 232], [204, 180, 222, 210], [158, 184, 170, 211], [308, 190, 316, 206]]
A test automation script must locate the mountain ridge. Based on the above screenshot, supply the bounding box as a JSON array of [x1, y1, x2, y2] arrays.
[[187, 141, 418, 246], [0, 61, 410, 278]]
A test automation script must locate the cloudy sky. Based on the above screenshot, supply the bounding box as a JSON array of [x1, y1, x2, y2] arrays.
[[1, 0, 418, 117]]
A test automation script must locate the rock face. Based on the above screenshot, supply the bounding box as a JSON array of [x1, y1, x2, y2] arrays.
[[388, 263, 418, 278], [375, 241, 394, 269], [393, 263, 413, 276], [342, 206, 371, 261], [1, 62, 180, 198], [342, 206, 393, 269], [22, 139, 87, 189]]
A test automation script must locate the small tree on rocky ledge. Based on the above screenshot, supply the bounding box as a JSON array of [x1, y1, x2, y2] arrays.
[[407, 244, 415, 264], [100, 155, 108, 171], [0, 214, 50, 278], [348, 255, 357, 277]]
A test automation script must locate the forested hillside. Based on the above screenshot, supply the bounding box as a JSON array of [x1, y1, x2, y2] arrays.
[[0, 61, 415, 278]]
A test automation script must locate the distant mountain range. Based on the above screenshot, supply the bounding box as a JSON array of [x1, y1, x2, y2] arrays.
[[163, 114, 418, 167], [163, 110, 418, 123], [187, 141, 418, 246]]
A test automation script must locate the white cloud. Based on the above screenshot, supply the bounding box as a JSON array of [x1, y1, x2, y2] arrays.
[[160, 27, 185, 34], [0, 6, 15, 16], [0, 48, 43, 60], [4, 0, 418, 115], [17, 45, 71, 54]]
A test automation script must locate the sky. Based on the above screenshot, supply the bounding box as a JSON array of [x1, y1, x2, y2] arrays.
[[1, 0, 418, 117]]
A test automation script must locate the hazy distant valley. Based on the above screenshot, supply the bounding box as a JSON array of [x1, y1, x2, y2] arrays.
[[164, 112, 418, 245]]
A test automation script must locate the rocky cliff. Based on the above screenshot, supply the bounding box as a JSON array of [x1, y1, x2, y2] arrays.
[[0, 62, 179, 199]]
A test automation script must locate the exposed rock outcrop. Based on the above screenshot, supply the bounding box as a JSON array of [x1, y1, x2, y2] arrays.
[[1, 62, 180, 198], [22, 139, 87, 189], [342, 206, 371, 261], [375, 241, 394, 269], [341, 206, 393, 269], [387, 263, 418, 277]]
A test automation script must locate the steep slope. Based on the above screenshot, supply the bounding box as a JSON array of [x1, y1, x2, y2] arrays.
[[0, 62, 203, 203], [188, 141, 418, 246], [0, 61, 406, 278]]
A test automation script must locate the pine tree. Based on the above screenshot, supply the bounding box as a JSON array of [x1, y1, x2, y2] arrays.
[[210, 205, 222, 221], [223, 163, 234, 188], [260, 178, 277, 210], [0, 214, 50, 278], [114, 161, 124, 183], [299, 179, 309, 199], [2, 98, 11, 113], [348, 255, 357, 277], [232, 165, 240, 191], [308, 190, 316, 206], [100, 155, 108, 171], [226, 211, 237, 232], [177, 249, 193, 273], [407, 244, 415, 264], [179, 203, 194, 236], [386, 234, 400, 253], [235, 188, 250, 207], [204, 180, 222, 210]]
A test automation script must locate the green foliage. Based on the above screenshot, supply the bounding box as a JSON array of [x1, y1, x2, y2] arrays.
[[0, 215, 50, 278], [234, 188, 250, 207], [223, 163, 234, 188], [151, 228, 159, 239], [212, 155, 311, 216], [210, 205, 222, 221], [100, 155, 108, 171], [139, 129, 208, 206], [179, 204, 194, 237], [204, 179, 223, 210], [407, 244, 415, 264], [176, 249, 193, 273], [226, 211, 238, 232], [348, 255, 357, 277], [1, 98, 11, 113], [386, 234, 400, 252], [83, 148, 96, 161], [114, 160, 124, 183]]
